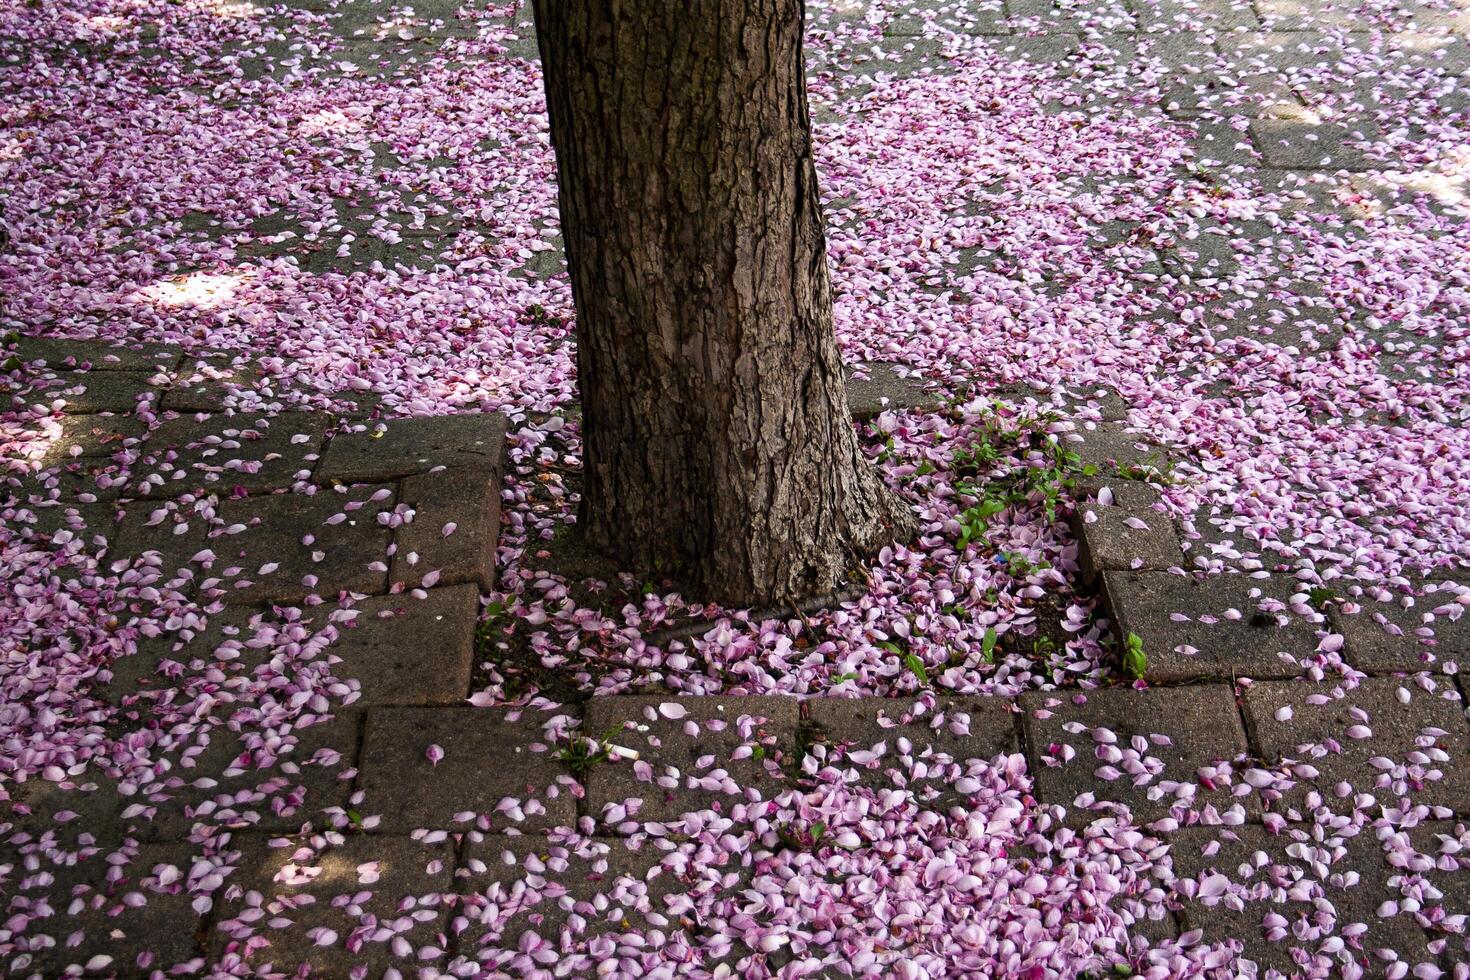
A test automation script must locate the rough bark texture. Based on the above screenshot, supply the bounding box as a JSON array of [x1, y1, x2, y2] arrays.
[[532, 0, 915, 607]]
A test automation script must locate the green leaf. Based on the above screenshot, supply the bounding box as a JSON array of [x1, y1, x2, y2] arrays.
[[903, 654, 929, 685], [982, 626, 998, 664], [831, 672, 859, 684], [1122, 632, 1148, 680], [913, 461, 936, 476]]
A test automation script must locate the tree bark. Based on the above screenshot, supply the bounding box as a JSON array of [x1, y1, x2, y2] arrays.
[[531, 0, 915, 607]]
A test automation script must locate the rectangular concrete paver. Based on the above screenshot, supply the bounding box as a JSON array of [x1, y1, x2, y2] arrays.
[[207, 487, 394, 605], [41, 371, 164, 414], [582, 696, 799, 828], [12, 337, 182, 373], [134, 714, 361, 839], [805, 696, 1018, 798], [330, 585, 478, 705], [315, 412, 507, 484], [1103, 570, 1322, 682], [37, 414, 146, 463], [1328, 589, 1470, 673], [453, 835, 748, 972], [1, 841, 208, 976], [357, 706, 575, 832], [392, 461, 501, 590], [1241, 676, 1470, 817], [1249, 118, 1373, 170], [1072, 481, 1184, 583], [1020, 684, 1253, 824], [138, 412, 326, 497], [1166, 823, 1437, 973], [211, 834, 453, 975]]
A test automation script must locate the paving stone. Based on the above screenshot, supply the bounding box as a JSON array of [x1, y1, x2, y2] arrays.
[[1385, 821, 1470, 970], [159, 355, 265, 412], [10, 337, 183, 373], [1182, 120, 1266, 176], [211, 834, 452, 975], [990, 32, 1080, 63], [357, 706, 575, 832], [328, 585, 478, 705], [1166, 823, 1435, 974], [453, 835, 749, 971], [1157, 223, 1240, 280], [1128, 0, 1259, 33], [805, 696, 1018, 796], [1008, 0, 1136, 32], [315, 412, 507, 484], [135, 412, 327, 497], [392, 460, 501, 590], [886, 0, 1010, 35], [107, 501, 212, 579], [1, 495, 118, 544], [1063, 421, 1175, 475], [1327, 588, 1470, 673], [582, 696, 800, 827], [35, 371, 164, 414], [28, 414, 147, 464], [0, 841, 208, 976], [845, 362, 946, 419], [1249, 119, 1373, 171], [1241, 676, 1470, 816], [100, 605, 262, 706], [205, 487, 394, 605], [131, 714, 361, 839], [1102, 570, 1322, 682], [1252, 0, 1372, 31], [1071, 481, 1184, 584], [3, 770, 137, 856], [1020, 684, 1252, 824]]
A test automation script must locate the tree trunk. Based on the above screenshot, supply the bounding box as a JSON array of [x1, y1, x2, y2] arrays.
[[531, 0, 915, 607]]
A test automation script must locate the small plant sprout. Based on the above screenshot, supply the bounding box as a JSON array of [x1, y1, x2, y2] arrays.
[[1122, 632, 1148, 681]]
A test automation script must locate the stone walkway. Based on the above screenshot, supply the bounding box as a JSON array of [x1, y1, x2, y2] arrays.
[[7, 333, 1469, 975], [4, 0, 1470, 976]]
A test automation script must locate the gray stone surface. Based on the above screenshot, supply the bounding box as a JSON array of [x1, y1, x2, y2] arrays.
[[11, 337, 182, 373], [1166, 823, 1435, 974], [0, 841, 207, 976], [845, 362, 946, 418], [212, 834, 453, 975], [1241, 677, 1470, 816], [108, 501, 212, 576], [357, 706, 575, 832], [159, 355, 264, 412], [1103, 571, 1321, 682], [1063, 421, 1174, 475], [1020, 684, 1252, 824], [452, 836, 746, 968], [1, 497, 117, 543], [582, 696, 799, 827], [35, 414, 146, 463], [39, 371, 163, 414], [1071, 481, 1184, 582], [329, 585, 478, 705], [132, 714, 360, 839], [100, 605, 261, 705], [392, 461, 501, 590], [206, 487, 394, 604], [1249, 119, 1373, 171], [1328, 590, 1470, 673], [806, 696, 1018, 796], [136, 412, 326, 497], [315, 412, 508, 484]]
